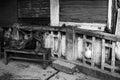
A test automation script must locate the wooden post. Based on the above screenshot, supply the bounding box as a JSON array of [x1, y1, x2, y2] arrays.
[[58, 32, 62, 57], [50, 0, 59, 26], [115, 9, 120, 36], [4, 51, 8, 65], [66, 27, 74, 60], [101, 39, 105, 70], [83, 35, 86, 64], [73, 27, 75, 60], [91, 37, 95, 67], [107, 0, 113, 30], [111, 42, 115, 73], [50, 31, 54, 57], [74, 33, 78, 61]]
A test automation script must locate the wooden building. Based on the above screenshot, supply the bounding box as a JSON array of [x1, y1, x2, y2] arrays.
[[0, 0, 120, 80], [0, 0, 115, 31]]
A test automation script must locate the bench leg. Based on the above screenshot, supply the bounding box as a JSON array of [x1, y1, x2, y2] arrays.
[[4, 51, 8, 65], [43, 54, 47, 69]]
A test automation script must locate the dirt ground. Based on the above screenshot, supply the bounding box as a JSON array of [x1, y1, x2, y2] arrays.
[[0, 59, 100, 80]]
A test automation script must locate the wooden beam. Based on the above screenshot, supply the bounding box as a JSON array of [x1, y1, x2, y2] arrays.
[[111, 42, 115, 73], [50, 0, 59, 26], [115, 9, 120, 36], [107, 0, 113, 30], [101, 39, 105, 70], [57, 58, 120, 80], [83, 35, 86, 64], [20, 26, 120, 42], [59, 21, 106, 31], [91, 37, 95, 67]]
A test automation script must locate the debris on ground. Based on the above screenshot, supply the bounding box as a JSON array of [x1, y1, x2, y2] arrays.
[[0, 59, 100, 80]]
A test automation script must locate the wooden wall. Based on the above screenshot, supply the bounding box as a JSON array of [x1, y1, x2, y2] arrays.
[[0, 0, 17, 27], [0, 0, 109, 27], [18, 0, 50, 25], [18, 0, 50, 18], [60, 0, 108, 23]]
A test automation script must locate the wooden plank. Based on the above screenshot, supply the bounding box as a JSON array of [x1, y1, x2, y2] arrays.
[[74, 33, 78, 62], [101, 39, 105, 70], [10, 57, 51, 62], [19, 26, 120, 42], [111, 42, 115, 73], [115, 9, 120, 36], [73, 27, 76, 60], [66, 27, 74, 60], [91, 37, 95, 67], [5, 49, 35, 54], [75, 28, 120, 42], [59, 21, 106, 31], [58, 32, 62, 57], [50, 0, 59, 26], [58, 58, 120, 79], [83, 35, 86, 64], [50, 31, 54, 57]]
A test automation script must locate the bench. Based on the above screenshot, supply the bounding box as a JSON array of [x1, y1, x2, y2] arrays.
[[4, 48, 51, 69]]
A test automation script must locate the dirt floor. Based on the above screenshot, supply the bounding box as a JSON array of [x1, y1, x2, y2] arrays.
[[0, 59, 100, 80]]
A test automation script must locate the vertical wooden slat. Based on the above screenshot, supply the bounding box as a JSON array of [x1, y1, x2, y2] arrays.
[[65, 29, 67, 58], [83, 35, 86, 64], [111, 0, 117, 34], [73, 27, 75, 60], [91, 37, 95, 67], [51, 31, 54, 57], [75, 34, 78, 61], [101, 39, 105, 70], [66, 27, 74, 60], [58, 32, 62, 57], [111, 42, 115, 72]]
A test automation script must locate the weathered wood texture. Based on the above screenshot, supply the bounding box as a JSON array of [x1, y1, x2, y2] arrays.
[[0, 0, 17, 25], [19, 26, 120, 79], [50, 0, 59, 26], [19, 26, 120, 42], [66, 27, 74, 60], [115, 9, 120, 36], [18, 0, 50, 18], [60, 0, 108, 23], [17, 0, 50, 25]]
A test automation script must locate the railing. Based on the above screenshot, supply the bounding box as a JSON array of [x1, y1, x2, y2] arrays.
[[20, 26, 120, 77], [74, 27, 120, 77]]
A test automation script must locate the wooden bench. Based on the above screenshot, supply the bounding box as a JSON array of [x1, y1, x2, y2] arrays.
[[4, 48, 51, 69]]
